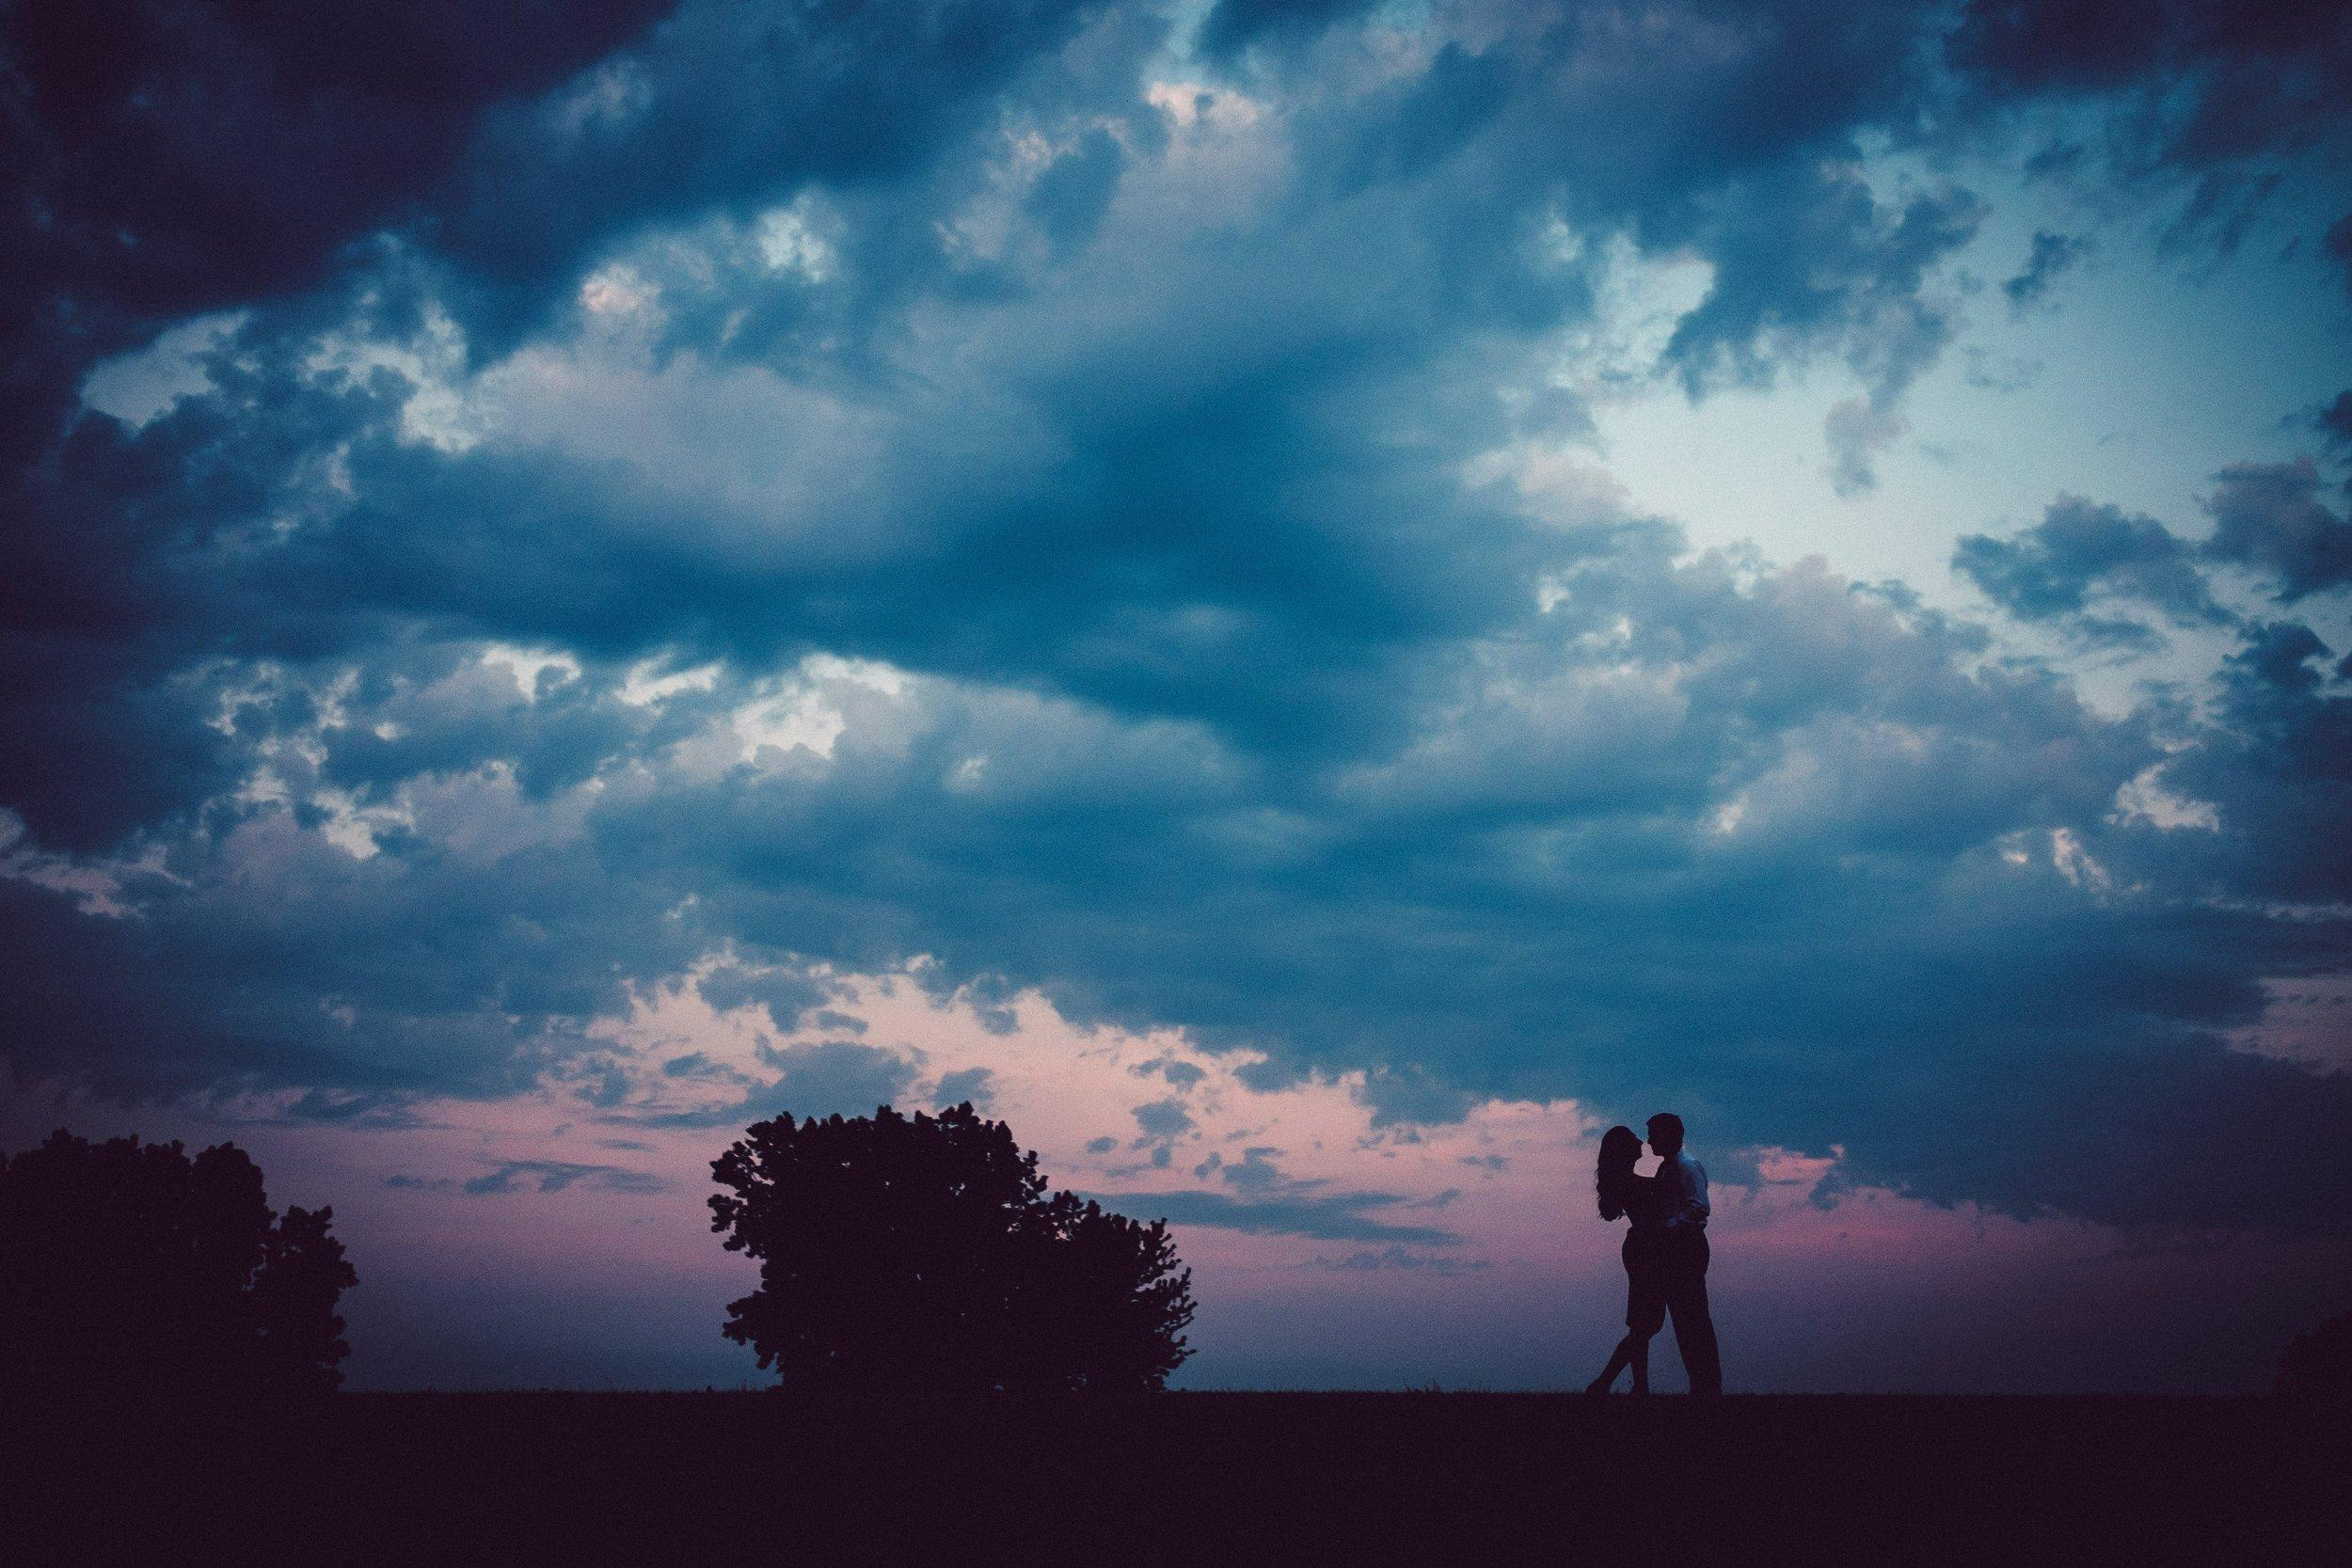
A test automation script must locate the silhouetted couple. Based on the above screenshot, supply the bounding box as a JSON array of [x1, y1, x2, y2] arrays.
[[1587, 1113, 1722, 1396]]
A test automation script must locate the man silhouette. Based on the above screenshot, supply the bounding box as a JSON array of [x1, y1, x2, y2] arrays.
[[1646, 1113, 1722, 1396]]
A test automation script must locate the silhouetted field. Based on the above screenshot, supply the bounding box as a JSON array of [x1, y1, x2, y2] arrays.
[[16, 1392, 2344, 1559]]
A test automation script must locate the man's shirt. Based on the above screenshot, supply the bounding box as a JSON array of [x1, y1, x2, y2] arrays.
[[1661, 1151, 1709, 1233]]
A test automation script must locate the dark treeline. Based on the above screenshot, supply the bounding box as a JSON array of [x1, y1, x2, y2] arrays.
[[6, 1111, 2346, 1406], [0, 1104, 1194, 1401]]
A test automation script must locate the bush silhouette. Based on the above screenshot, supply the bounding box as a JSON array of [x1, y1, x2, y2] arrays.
[[710, 1102, 1194, 1393], [0, 1129, 357, 1399]]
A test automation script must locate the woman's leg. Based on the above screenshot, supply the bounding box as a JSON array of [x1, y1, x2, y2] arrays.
[[1587, 1332, 1645, 1393], [1621, 1254, 1663, 1393], [1586, 1336, 1629, 1392]]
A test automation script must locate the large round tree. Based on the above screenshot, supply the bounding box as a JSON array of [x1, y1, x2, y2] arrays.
[[709, 1103, 1194, 1393]]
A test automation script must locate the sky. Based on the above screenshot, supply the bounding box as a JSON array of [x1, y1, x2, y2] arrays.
[[3, 0, 2349, 1393]]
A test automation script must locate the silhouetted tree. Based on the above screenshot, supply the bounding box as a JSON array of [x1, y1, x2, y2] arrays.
[[2276, 1312, 2351, 1406], [710, 1103, 1194, 1393], [0, 1130, 357, 1399]]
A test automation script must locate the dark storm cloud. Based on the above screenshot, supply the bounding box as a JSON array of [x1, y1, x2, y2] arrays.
[[1958, 467, 2352, 631], [1947, 0, 2352, 249], [459, 1160, 666, 1196], [382, 1159, 665, 1195], [1195, 0, 1367, 59], [696, 965, 845, 1036], [933, 1067, 995, 1109], [1956, 492, 2352, 912], [2202, 461, 2352, 603], [2317, 390, 2352, 451], [616, 1041, 921, 1129], [7, 0, 2352, 1247], [2004, 230, 2090, 311], [2155, 622, 2352, 908], [0, 1, 2254, 850], [0, 0, 1110, 372], [428, 0, 1114, 348], [1131, 1099, 1196, 1140], [1357, 1068, 1476, 1131], [1134, 1056, 1207, 1088], [0, 0, 675, 461], [0, 0, 1139, 847], [1954, 496, 2229, 642], [0, 359, 374, 849], [1661, 180, 1980, 412], [1266, 3, 1984, 494], [0, 854, 648, 1103]]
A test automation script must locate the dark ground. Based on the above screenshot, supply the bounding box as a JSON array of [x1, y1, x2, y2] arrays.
[[13, 1391, 2345, 1561]]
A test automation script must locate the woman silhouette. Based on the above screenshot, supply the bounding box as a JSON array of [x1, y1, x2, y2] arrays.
[[1585, 1125, 1668, 1394]]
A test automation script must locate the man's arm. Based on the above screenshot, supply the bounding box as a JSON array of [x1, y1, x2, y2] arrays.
[[1662, 1156, 1709, 1229]]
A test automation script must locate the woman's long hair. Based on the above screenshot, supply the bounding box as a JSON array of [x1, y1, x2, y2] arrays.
[[1596, 1125, 1643, 1220]]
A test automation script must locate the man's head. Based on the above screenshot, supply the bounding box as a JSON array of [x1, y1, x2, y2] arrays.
[[1645, 1113, 1685, 1157]]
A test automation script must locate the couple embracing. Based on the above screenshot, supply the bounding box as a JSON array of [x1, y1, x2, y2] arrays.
[[1587, 1113, 1723, 1396]]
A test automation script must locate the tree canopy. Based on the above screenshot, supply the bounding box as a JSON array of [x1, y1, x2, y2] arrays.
[[710, 1103, 1194, 1393], [0, 1129, 357, 1398]]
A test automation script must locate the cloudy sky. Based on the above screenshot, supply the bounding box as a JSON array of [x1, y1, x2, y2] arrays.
[[5, 0, 2348, 1392]]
